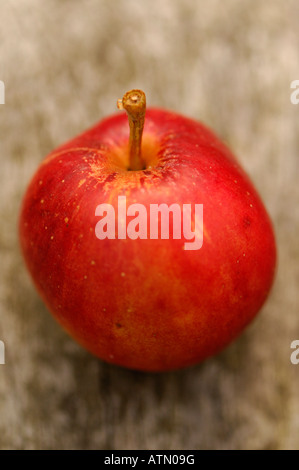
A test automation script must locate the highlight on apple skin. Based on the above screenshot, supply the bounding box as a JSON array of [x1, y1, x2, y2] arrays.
[[19, 90, 277, 372]]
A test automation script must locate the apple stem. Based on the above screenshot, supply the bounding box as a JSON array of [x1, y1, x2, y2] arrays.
[[117, 89, 146, 171]]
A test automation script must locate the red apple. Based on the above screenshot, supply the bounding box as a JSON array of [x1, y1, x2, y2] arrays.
[[19, 90, 276, 372]]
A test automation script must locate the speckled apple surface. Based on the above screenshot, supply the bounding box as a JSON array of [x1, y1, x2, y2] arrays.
[[19, 108, 276, 371]]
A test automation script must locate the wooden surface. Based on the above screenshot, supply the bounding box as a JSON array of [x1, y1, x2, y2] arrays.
[[0, 0, 299, 450]]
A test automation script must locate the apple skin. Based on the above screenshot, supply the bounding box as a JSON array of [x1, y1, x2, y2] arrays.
[[19, 108, 276, 372]]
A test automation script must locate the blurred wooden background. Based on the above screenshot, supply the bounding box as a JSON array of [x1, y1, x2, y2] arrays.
[[0, 0, 299, 450]]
